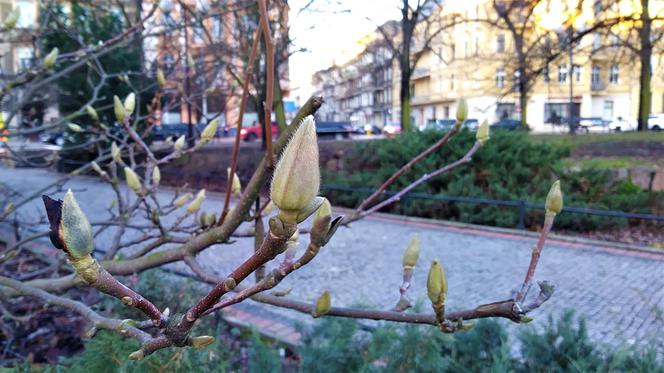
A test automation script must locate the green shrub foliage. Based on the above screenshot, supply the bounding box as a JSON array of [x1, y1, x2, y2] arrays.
[[324, 130, 664, 231]]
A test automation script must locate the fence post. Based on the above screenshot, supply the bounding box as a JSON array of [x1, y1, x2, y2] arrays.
[[517, 200, 526, 229]]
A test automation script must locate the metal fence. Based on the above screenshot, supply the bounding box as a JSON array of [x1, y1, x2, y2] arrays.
[[321, 184, 664, 229]]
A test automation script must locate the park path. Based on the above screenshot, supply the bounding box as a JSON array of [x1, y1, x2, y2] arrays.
[[1, 166, 663, 352]]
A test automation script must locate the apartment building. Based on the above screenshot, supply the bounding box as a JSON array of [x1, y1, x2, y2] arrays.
[[311, 24, 394, 127], [407, 0, 664, 131], [145, 0, 290, 128]]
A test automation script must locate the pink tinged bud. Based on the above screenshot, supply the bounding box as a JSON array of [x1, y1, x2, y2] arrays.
[[270, 116, 320, 217], [43, 190, 93, 260]]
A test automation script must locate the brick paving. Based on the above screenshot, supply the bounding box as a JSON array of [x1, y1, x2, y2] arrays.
[[2, 167, 663, 353]]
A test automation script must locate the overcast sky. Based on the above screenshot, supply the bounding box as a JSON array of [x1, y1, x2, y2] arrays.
[[288, 0, 400, 102]]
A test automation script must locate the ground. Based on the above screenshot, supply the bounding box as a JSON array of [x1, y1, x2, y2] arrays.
[[1, 167, 662, 355]]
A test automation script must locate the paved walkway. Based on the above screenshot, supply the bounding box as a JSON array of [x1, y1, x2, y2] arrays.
[[1, 167, 663, 352]]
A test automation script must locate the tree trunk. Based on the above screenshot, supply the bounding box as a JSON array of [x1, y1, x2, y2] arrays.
[[637, 0, 652, 131], [400, 67, 411, 131]]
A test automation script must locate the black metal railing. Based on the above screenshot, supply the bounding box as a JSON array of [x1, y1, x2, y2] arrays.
[[321, 184, 664, 229]]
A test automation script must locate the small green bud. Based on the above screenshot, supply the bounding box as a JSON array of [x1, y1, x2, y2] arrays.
[[187, 189, 206, 214], [43, 47, 59, 69], [124, 167, 142, 194], [201, 120, 218, 143], [456, 98, 468, 126], [113, 95, 126, 123], [190, 335, 215, 349], [545, 180, 563, 214], [3, 202, 15, 214], [174, 135, 185, 151], [151, 208, 160, 225], [402, 235, 420, 269], [173, 192, 193, 208], [124, 93, 136, 116], [227, 168, 241, 196], [128, 350, 145, 360], [43, 190, 93, 260], [156, 68, 166, 87], [427, 259, 447, 306], [206, 212, 217, 226], [271, 116, 320, 218], [86, 105, 98, 121], [90, 161, 106, 177], [67, 123, 84, 133], [152, 166, 161, 186], [199, 212, 208, 227], [3, 8, 19, 29], [476, 120, 490, 144], [111, 142, 122, 164], [310, 198, 331, 246], [312, 290, 331, 318]]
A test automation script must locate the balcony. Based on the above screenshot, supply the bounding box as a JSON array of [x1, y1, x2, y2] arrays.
[[411, 67, 430, 80]]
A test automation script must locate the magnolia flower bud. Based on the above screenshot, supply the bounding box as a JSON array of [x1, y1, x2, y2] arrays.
[[152, 166, 161, 186], [67, 123, 84, 133], [86, 105, 98, 121], [174, 135, 185, 151], [187, 189, 206, 214], [111, 142, 122, 164], [114, 95, 126, 123], [456, 98, 468, 126], [173, 192, 193, 208], [190, 335, 215, 348], [42, 190, 93, 260], [402, 235, 420, 269], [157, 68, 166, 87], [199, 212, 208, 227], [310, 198, 331, 246], [124, 93, 136, 116], [271, 116, 320, 220], [476, 120, 490, 144], [124, 167, 142, 194], [227, 168, 241, 196], [43, 47, 58, 69], [427, 259, 447, 306], [3, 8, 19, 29], [545, 180, 563, 214], [312, 290, 331, 318], [206, 212, 217, 227], [90, 161, 106, 177], [3, 202, 15, 214], [201, 120, 218, 143]]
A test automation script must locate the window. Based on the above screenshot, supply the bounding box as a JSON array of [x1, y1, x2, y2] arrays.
[[558, 65, 567, 83], [543, 65, 550, 83], [609, 65, 619, 84], [17, 48, 33, 69], [572, 65, 581, 83], [603, 100, 613, 120], [496, 34, 505, 53], [450, 43, 456, 60], [450, 73, 455, 90], [591, 66, 600, 84], [592, 33, 601, 50], [16, 1, 34, 28], [611, 34, 620, 48], [211, 16, 223, 42], [496, 68, 506, 88]]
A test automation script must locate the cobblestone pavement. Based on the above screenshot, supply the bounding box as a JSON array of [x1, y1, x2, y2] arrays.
[[2, 167, 663, 352]]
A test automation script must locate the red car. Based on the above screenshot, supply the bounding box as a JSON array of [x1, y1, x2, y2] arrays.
[[240, 122, 280, 142]]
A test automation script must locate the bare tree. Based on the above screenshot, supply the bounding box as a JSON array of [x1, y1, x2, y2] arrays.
[[0, 0, 564, 363]]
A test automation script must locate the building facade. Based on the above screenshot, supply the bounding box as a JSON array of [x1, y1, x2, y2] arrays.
[[311, 26, 393, 127]]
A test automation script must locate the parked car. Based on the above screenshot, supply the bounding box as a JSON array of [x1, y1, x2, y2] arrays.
[[609, 117, 637, 132], [353, 124, 382, 135], [316, 121, 354, 139], [425, 119, 456, 131], [649, 114, 664, 131], [383, 123, 402, 137], [490, 119, 527, 131], [240, 122, 280, 142], [463, 119, 480, 131], [574, 117, 610, 133]]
